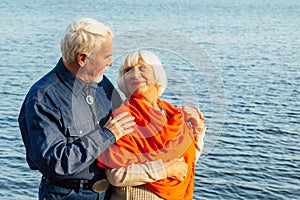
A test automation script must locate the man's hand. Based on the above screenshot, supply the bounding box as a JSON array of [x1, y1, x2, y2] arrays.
[[182, 105, 204, 121], [182, 105, 206, 151], [104, 112, 136, 140]]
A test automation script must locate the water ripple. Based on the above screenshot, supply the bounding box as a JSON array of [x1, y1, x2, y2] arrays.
[[1, 0, 300, 199]]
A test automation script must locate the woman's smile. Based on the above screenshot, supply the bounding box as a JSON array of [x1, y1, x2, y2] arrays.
[[131, 80, 146, 87]]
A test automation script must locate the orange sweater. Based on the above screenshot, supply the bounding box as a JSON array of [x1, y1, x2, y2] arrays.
[[98, 98, 196, 200]]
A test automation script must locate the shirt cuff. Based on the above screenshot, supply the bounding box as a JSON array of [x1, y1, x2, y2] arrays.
[[102, 127, 116, 144]]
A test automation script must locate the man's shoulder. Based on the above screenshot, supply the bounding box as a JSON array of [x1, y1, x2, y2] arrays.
[[26, 69, 61, 102]]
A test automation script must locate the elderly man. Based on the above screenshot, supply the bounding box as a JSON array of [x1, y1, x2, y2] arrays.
[[18, 18, 135, 200]]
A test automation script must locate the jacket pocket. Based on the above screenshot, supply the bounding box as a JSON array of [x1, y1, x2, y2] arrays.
[[66, 121, 95, 142]]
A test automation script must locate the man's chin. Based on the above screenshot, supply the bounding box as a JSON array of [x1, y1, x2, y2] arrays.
[[93, 75, 104, 83]]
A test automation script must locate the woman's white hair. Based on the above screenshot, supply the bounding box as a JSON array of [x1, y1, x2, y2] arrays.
[[61, 18, 112, 64], [118, 50, 168, 97]]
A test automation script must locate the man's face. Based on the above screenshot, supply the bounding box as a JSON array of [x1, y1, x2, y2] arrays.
[[84, 39, 113, 82]]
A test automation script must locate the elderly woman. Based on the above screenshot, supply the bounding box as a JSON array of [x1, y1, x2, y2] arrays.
[[98, 50, 206, 200]]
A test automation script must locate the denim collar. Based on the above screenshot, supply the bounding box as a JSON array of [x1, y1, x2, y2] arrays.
[[55, 58, 99, 97]]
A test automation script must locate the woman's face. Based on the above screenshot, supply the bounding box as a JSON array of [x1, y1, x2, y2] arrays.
[[123, 64, 158, 98]]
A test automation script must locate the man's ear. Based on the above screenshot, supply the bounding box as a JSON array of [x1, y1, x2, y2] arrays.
[[77, 53, 87, 67]]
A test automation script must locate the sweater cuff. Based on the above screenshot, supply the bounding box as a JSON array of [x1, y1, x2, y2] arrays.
[[148, 159, 167, 180]]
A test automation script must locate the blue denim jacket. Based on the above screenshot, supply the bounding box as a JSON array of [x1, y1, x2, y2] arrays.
[[18, 58, 122, 181]]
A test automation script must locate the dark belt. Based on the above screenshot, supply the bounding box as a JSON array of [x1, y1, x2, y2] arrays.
[[43, 177, 95, 191]]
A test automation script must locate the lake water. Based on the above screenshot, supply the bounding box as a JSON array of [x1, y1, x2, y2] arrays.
[[0, 0, 299, 199]]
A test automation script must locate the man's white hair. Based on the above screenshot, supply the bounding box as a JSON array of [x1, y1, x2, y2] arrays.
[[61, 18, 112, 64]]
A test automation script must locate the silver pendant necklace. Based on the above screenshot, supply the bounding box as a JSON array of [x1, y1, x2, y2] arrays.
[[86, 95, 94, 105]]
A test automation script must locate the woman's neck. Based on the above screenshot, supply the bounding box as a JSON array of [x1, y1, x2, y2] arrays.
[[131, 85, 160, 107], [133, 94, 158, 107]]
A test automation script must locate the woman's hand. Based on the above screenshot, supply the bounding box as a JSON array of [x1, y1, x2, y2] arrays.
[[182, 105, 206, 153], [104, 112, 136, 141], [164, 157, 188, 181]]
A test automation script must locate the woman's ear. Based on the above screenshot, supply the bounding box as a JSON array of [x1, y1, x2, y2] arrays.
[[77, 53, 87, 67], [156, 84, 164, 97]]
